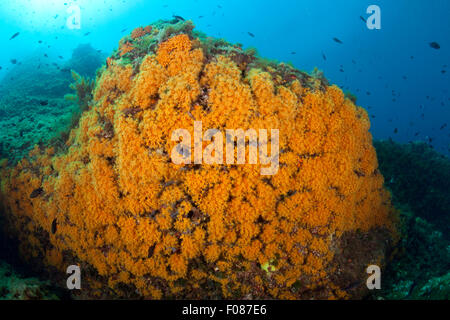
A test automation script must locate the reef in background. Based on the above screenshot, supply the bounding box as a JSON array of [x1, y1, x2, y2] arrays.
[[0, 19, 397, 299], [371, 140, 450, 300], [374, 140, 450, 238], [0, 44, 104, 163], [0, 259, 62, 300]]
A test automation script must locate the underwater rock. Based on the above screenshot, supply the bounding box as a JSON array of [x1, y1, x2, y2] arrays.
[[0, 260, 60, 300], [374, 140, 450, 238], [0, 44, 105, 163], [371, 209, 449, 300], [0, 20, 397, 299]]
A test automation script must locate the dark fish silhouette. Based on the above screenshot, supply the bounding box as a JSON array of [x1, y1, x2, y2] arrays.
[[51, 219, 57, 234], [84, 32, 91, 36], [148, 244, 156, 258], [291, 52, 296, 55], [173, 15, 185, 21], [39, 100, 48, 106], [198, 15, 204, 19], [394, 128, 398, 134], [121, 28, 127, 32], [9, 32, 20, 40], [414, 132, 420, 136], [10, 59, 17, 64], [38, 40, 42, 43], [44, 54, 48, 57], [58, 56, 64, 59], [440, 123, 447, 130], [322, 52, 327, 61], [0, 66, 2, 70], [248, 32, 255, 38], [429, 42, 440, 49], [333, 37, 343, 44], [30, 187, 44, 198]]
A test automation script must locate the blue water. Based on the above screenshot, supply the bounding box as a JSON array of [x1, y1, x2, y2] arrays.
[[0, 0, 449, 155]]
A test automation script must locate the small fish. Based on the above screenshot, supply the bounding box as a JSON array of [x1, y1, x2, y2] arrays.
[[58, 55, 64, 59], [44, 54, 48, 57], [10, 59, 17, 64], [333, 37, 343, 44], [51, 219, 57, 234], [84, 32, 91, 36], [442, 70, 446, 74], [198, 15, 204, 19], [38, 40, 42, 44], [121, 28, 127, 33], [30, 187, 44, 198], [414, 132, 420, 136], [429, 42, 440, 49], [440, 123, 447, 130], [173, 15, 185, 21], [9, 32, 20, 40], [322, 52, 327, 61], [291, 51, 296, 55], [39, 100, 48, 106], [148, 244, 155, 258], [248, 32, 255, 38], [394, 128, 398, 134], [0, 66, 2, 70], [360, 16, 367, 23]]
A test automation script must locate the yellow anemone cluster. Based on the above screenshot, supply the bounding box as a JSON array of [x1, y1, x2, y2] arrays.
[[0, 23, 396, 299]]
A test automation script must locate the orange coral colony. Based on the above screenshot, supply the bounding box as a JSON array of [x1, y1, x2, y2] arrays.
[[0, 20, 397, 299]]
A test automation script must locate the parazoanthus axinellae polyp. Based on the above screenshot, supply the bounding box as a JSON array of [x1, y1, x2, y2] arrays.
[[0, 21, 397, 299], [171, 121, 280, 175]]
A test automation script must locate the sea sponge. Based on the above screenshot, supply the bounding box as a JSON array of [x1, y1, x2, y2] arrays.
[[0, 20, 397, 299]]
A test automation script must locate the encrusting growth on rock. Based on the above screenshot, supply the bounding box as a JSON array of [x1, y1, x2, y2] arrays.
[[0, 20, 397, 299]]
